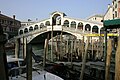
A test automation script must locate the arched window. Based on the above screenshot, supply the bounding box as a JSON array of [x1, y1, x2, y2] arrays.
[[85, 24, 91, 31], [24, 28, 28, 33], [40, 23, 44, 28], [52, 14, 61, 25], [71, 21, 76, 28], [29, 26, 33, 32], [45, 21, 50, 26], [100, 27, 104, 34], [19, 30, 23, 35], [78, 22, 83, 30], [34, 25, 38, 30], [92, 26, 99, 33], [63, 20, 69, 27]]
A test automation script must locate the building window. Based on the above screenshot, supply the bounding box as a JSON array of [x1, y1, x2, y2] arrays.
[[10, 21, 13, 25], [113, 14, 114, 19], [95, 17, 96, 20], [2, 20, 4, 24], [113, 1, 114, 5], [115, 11, 117, 17], [113, 7, 114, 11], [115, 4, 117, 8]]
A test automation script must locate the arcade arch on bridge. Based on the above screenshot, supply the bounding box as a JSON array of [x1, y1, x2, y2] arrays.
[[63, 20, 69, 27], [78, 22, 83, 30], [34, 25, 39, 30], [85, 24, 91, 31], [92, 25, 98, 33]]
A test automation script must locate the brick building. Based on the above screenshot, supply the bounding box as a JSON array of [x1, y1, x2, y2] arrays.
[[0, 11, 21, 39]]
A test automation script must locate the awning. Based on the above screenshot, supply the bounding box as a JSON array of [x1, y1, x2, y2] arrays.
[[103, 19, 120, 29]]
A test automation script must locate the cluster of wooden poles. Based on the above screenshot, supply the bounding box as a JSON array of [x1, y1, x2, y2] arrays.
[[80, 36, 120, 80], [49, 35, 104, 62]]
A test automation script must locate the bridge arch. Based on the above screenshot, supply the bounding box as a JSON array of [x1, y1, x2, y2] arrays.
[[45, 21, 50, 26], [28, 29, 82, 43], [92, 25, 99, 33], [63, 20, 69, 27], [78, 22, 83, 30], [40, 23, 44, 28], [71, 21, 76, 28], [24, 28, 28, 33], [34, 25, 39, 30], [85, 24, 91, 31], [52, 14, 61, 25], [29, 26, 33, 32], [19, 30, 23, 35]]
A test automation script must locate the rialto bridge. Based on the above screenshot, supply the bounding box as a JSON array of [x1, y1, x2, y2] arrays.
[[16, 11, 103, 44]]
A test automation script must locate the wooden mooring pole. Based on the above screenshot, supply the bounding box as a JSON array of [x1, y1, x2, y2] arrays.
[[55, 33, 58, 60], [22, 37, 27, 59], [15, 38, 20, 58], [105, 39, 112, 80], [60, 30, 63, 60], [0, 24, 8, 80], [115, 37, 120, 80], [80, 37, 90, 80], [51, 25, 53, 62], [43, 38, 48, 68], [26, 44, 32, 80], [82, 36, 85, 60], [71, 40, 73, 67]]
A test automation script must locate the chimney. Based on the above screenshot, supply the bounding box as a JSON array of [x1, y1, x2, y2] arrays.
[[108, 4, 110, 8], [13, 15, 15, 19]]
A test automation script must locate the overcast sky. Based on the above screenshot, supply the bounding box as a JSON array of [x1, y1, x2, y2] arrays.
[[0, 0, 112, 21]]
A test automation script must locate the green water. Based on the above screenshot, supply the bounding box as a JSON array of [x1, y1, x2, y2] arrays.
[[6, 43, 53, 61], [6, 43, 44, 57]]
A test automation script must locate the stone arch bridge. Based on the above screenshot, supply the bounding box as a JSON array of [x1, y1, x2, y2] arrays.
[[16, 11, 103, 43]]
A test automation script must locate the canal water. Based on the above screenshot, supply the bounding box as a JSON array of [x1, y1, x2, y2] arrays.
[[6, 43, 54, 61]]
